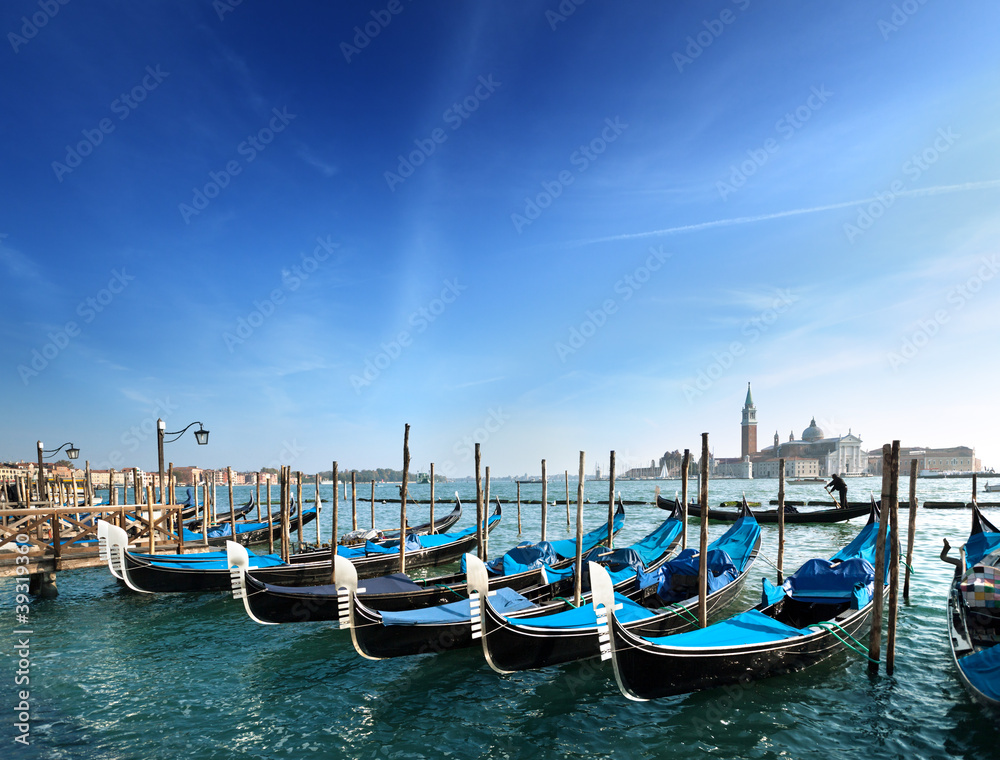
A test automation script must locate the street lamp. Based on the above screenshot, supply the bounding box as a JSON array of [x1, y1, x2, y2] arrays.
[[157, 420, 209, 502], [36, 441, 80, 501]]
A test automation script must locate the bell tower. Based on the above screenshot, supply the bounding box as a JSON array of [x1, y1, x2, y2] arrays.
[[741, 382, 757, 458]]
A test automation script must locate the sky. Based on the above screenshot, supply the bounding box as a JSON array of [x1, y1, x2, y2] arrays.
[[2, 1, 999, 478]]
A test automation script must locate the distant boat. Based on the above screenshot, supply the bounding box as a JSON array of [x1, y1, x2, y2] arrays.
[[788, 478, 826, 485], [984, 482, 1000, 493]]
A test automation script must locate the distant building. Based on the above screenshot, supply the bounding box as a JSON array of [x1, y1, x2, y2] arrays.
[[711, 383, 864, 478], [868, 446, 981, 476]]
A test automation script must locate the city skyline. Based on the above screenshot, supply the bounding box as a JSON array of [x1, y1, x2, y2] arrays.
[[2, 3, 999, 477]]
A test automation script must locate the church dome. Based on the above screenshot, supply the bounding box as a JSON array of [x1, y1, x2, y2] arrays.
[[802, 417, 824, 442]]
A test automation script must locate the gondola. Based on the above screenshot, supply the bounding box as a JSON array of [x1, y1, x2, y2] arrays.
[[943, 502, 1000, 707], [595, 498, 890, 700], [337, 504, 679, 659], [655, 493, 869, 524], [102, 504, 501, 593], [183, 491, 257, 529], [476, 503, 762, 673], [230, 501, 626, 624], [181, 504, 318, 547]]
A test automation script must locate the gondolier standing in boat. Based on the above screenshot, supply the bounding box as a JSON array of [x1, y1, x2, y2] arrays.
[[825, 473, 847, 509]]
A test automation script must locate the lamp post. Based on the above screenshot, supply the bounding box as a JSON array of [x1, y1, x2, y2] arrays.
[[37, 441, 80, 501], [157, 420, 209, 503]]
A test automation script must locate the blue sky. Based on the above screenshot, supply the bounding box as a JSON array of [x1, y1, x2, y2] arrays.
[[2, 1, 999, 477]]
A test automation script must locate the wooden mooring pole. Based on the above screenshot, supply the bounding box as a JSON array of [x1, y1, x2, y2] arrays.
[[314, 473, 322, 546], [429, 463, 435, 534], [370, 479, 375, 530], [886, 440, 901, 676], [399, 423, 410, 574], [516, 481, 522, 535], [484, 466, 491, 562], [540, 459, 547, 542], [777, 458, 786, 583], [681, 448, 690, 550], [573, 451, 586, 606], [266, 475, 274, 555], [227, 467, 237, 539], [869, 443, 892, 675], [698, 433, 709, 628], [903, 459, 919, 600], [475, 443, 483, 557], [296, 471, 304, 547], [351, 472, 357, 532], [331, 462, 338, 583], [607, 450, 616, 549]]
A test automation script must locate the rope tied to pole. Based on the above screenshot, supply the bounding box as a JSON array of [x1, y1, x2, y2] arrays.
[[810, 620, 879, 664]]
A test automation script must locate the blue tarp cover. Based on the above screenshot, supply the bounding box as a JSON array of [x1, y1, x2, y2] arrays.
[[636, 548, 738, 603], [503, 592, 654, 630], [959, 644, 1000, 703], [644, 609, 811, 648], [365, 532, 423, 555], [467, 511, 623, 577], [966, 531, 1000, 569], [264, 573, 422, 597], [149, 554, 286, 570], [379, 587, 534, 627], [780, 557, 875, 605]]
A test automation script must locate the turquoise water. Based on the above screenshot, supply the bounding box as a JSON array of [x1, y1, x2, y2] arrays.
[[3, 477, 997, 759]]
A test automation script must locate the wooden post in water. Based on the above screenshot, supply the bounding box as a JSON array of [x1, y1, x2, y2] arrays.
[[474, 444, 483, 557], [296, 471, 304, 547], [84, 461, 93, 506], [887, 440, 902, 675], [972, 473, 978, 504], [777, 457, 786, 583], [698, 433, 710, 628], [399, 423, 410, 574], [607, 451, 616, 549], [314, 473, 322, 546], [133, 468, 141, 506], [429, 463, 435, 534], [201, 477, 209, 548], [330, 462, 338, 583], [255, 473, 261, 522], [483, 466, 491, 561], [565, 470, 571, 528], [36, 441, 46, 503], [147, 485, 156, 554], [281, 464, 292, 562], [516, 481, 522, 535], [266, 475, 274, 555], [212, 479, 218, 523], [167, 463, 174, 507], [370, 480, 375, 529], [351, 472, 358, 531], [869, 443, 892, 675], [681, 449, 690, 550], [227, 467, 237, 539], [573, 451, 586, 606], [540, 459, 548, 542], [904, 459, 919, 600]]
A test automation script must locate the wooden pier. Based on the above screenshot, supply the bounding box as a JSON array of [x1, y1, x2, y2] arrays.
[[0, 501, 193, 595]]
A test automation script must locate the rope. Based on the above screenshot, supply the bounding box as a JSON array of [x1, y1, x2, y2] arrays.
[[809, 621, 879, 664], [552, 596, 578, 608], [903, 561, 915, 575], [756, 554, 781, 571], [432, 583, 466, 599], [660, 602, 700, 627]]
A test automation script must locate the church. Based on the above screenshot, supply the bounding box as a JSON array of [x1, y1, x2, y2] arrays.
[[713, 383, 865, 479]]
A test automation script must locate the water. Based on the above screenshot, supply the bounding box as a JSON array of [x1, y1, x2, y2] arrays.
[[3, 477, 997, 759]]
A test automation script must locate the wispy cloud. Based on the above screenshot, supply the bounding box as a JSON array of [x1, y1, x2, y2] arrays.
[[566, 180, 1000, 247]]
